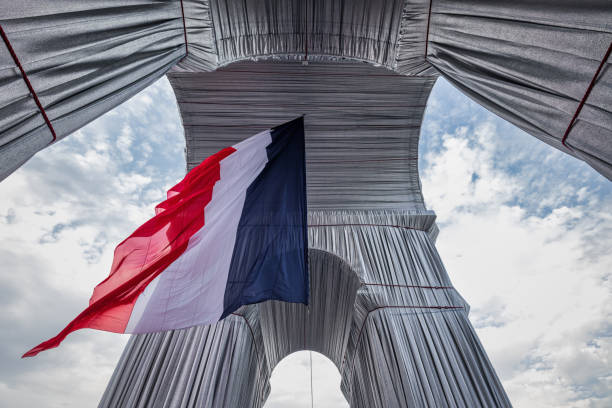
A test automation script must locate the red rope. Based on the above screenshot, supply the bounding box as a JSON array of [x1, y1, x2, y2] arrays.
[[179, 0, 189, 57], [362, 282, 453, 290], [562, 41, 612, 148], [309, 223, 421, 231], [0, 24, 57, 143], [424, 0, 433, 59]]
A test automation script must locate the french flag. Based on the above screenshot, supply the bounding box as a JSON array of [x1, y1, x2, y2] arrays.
[[24, 117, 308, 357]]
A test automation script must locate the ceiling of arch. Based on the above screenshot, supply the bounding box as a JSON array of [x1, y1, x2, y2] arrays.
[[175, 0, 437, 76]]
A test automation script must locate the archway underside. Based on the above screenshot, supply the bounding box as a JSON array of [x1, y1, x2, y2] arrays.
[[2, 1, 610, 183]]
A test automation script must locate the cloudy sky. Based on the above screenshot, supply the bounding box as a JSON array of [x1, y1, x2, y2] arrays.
[[1, 76, 610, 408]]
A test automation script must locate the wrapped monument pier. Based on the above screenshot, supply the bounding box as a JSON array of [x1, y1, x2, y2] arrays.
[[101, 210, 509, 407]]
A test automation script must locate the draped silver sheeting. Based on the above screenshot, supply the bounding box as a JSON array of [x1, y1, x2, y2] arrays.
[[169, 61, 434, 210], [174, 0, 217, 72], [203, 0, 428, 74], [0, 1, 186, 180], [1, 0, 610, 180], [101, 210, 510, 407], [173, 0, 437, 74], [426, 0, 612, 180], [100, 309, 269, 407]]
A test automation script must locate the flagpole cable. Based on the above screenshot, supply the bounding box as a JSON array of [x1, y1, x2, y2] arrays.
[[310, 350, 314, 408], [307, 275, 313, 408]]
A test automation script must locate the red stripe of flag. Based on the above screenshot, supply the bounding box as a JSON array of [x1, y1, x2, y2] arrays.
[[23, 147, 236, 357]]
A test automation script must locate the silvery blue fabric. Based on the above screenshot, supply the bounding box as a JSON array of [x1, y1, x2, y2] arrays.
[[101, 211, 510, 407], [426, 0, 612, 180], [170, 62, 435, 209]]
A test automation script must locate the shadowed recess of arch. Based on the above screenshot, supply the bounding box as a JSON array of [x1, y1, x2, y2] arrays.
[[258, 248, 361, 373]]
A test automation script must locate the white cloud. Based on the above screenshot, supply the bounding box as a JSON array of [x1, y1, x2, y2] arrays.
[[265, 352, 348, 408], [0, 77, 184, 408], [116, 125, 135, 163], [420, 89, 612, 408]]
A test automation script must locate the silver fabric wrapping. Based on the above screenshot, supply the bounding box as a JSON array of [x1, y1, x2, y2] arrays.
[[0, 1, 606, 404], [2, 0, 611, 181], [426, 0, 612, 180], [174, 0, 433, 74], [394, 0, 438, 76], [0, 0, 186, 180], [100, 310, 269, 407], [172, 0, 612, 179], [174, 0, 218, 72], [101, 61, 510, 406], [210, 0, 402, 69], [169, 61, 435, 210], [101, 210, 510, 407]]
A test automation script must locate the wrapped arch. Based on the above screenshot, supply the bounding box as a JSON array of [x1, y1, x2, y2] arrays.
[[2, 1, 610, 407], [99, 58, 512, 406]]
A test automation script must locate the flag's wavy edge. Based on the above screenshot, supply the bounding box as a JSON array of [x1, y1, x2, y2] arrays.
[[22, 147, 235, 357]]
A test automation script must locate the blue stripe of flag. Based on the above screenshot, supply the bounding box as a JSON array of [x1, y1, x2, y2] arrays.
[[221, 117, 308, 318]]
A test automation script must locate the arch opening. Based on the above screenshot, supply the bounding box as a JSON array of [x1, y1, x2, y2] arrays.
[[264, 351, 348, 408]]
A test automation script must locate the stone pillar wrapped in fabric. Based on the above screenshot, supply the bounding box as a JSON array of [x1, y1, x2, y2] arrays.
[[99, 62, 511, 407]]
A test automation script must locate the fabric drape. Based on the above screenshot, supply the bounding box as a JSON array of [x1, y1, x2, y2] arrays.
[[2, 0, 610, 181], [101, 64, 510, 406], [1, 2, 608, 405], [0, 0, 187, 180], [426, 0, 612, 180]]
